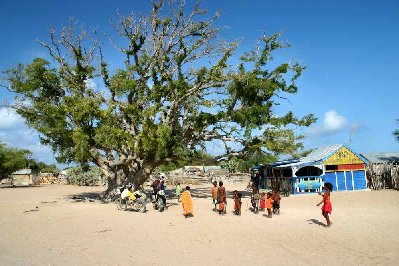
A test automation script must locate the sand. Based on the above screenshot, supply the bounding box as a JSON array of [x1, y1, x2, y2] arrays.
[[1, 182, 398, 266]]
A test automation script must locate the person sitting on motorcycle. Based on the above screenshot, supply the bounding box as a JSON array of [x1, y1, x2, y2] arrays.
[[127, 184, 136, 201], [157, 175, 167, 212], [151, 177, 161, 196]]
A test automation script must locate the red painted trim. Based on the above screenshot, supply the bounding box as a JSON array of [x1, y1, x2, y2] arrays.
[[337, 164, 365, 170]]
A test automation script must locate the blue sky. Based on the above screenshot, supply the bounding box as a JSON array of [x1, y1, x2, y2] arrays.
[[0, 0, 398, 166]]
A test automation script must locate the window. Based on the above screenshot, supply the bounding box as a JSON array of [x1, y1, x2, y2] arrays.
[[325, 165, 338, 171]]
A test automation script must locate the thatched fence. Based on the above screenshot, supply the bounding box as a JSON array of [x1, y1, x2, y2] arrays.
[[367, 162, 399, 190]]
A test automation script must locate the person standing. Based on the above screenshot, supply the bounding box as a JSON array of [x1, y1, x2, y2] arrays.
[[317, 182, 333, 226], [181, 186, 193, 218], [266, 192, 274, 218], [175, 182, 182, 202], [158, 175, 167, 212], [217, 181, 227, 215], [259, 192, 266, 211], [211, 181, 218, 211], [272, 189, 281, 214]]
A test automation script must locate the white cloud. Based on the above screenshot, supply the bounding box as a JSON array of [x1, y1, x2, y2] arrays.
[[310, 110, 347, 135], [0, 107, 24, 129], [0, 108, 58, 165], [323, 110, 347, 132]]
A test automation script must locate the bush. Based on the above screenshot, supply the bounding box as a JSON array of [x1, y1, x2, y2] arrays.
[[66, 166, 104, 186]]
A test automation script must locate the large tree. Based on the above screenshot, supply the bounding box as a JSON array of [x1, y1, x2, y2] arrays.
[[2, 0, 316, 193]]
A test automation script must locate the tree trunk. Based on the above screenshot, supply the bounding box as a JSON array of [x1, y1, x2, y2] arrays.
[[98, 160, 156, 200]]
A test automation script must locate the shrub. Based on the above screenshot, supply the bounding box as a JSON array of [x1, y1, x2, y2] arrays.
[[66, 166, 104, 186]]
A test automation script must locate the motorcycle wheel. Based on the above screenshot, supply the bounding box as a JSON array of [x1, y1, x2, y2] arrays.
[[116, 198, 125, 210], [133, 201, 144, 212]]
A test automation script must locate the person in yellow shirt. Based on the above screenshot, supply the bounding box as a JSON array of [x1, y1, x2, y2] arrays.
[[127, 188, 136, 201]]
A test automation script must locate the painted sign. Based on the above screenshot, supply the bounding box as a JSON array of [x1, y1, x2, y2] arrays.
[[323, 147, 363, 165], [297, 181, 321, 190]]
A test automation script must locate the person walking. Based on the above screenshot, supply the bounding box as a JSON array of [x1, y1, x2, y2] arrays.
[[181, 186, 193, 218], [217, 181, 227, 215]]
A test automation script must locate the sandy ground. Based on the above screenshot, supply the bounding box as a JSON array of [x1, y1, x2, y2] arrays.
[[1, 182, 398, 266]]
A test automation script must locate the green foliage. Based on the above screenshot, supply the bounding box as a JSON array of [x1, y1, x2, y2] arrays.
[[0, 142, 57, 178], [158, 150, 214, 172], [2, 1, 317, 190], [0, 142, 31, 179], [236, 151, 278, 172], [66, 165, 104, 186], [291, 149, 314, 159], [220, 158, 239, 173]]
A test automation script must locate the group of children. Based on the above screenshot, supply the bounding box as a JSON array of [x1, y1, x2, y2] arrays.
[[249, 189, 281, 217], [175, 179, 333, 227], [208, 180, 281, 217]]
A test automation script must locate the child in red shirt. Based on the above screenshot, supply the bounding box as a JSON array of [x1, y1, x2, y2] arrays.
[[260, 192, 266, 211]]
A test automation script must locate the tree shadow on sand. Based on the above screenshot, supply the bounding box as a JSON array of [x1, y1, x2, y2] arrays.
[[307, 218, 326, 227], [67, 192, 103, 202], [0, 185, 43, 189]]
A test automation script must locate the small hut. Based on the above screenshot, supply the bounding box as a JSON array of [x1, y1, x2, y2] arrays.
[[362, 153, 399, 189], [11, 169, 33, 186], [270, 144, 368, 194]]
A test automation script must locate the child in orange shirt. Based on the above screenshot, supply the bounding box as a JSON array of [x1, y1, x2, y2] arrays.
[[266, 192, 274, 218]]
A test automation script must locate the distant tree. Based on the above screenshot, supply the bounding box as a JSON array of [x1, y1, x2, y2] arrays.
[[235, 150, 278, 172], [0, 142, 31, 179], [158, 150, 214, 172], [220, 158, 240, 173], [2, 0, 316, 194], [40, 164, 58, 173]]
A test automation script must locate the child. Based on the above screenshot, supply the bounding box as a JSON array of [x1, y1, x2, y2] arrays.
[[259, 192, 266, 211], [232, 190, 241, 215], [181, 186, 193, 218], [317, 182, 333, 226], [175, 182, 182, 202], [273, 189, 281, 214], [251, 189, 260, 213], [266, 192, 274, 218], [211, 181, 218, 211], [217, 181, 227, 215], [232, 190, 238, 201]]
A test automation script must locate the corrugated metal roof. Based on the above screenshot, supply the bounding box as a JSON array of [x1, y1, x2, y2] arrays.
[[12, 169, 32, 175], [303, 144, 343, 162], [270, 159, 300, 167], [361, 153, 399, 164], [275, 144, 343, 168]]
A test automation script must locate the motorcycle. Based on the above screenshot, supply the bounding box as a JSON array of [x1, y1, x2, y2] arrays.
[[115, 185, 146, 213], [151, 189, 167, 212]]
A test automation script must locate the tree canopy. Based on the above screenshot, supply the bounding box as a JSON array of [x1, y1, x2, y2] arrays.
[[2, 0, 316, 192]]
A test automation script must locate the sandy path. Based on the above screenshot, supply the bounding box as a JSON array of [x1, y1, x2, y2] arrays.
[[1, 183, 398, 265]]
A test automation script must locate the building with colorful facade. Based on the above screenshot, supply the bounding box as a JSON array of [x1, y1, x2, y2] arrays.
[[256, 144, 368, 194]]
